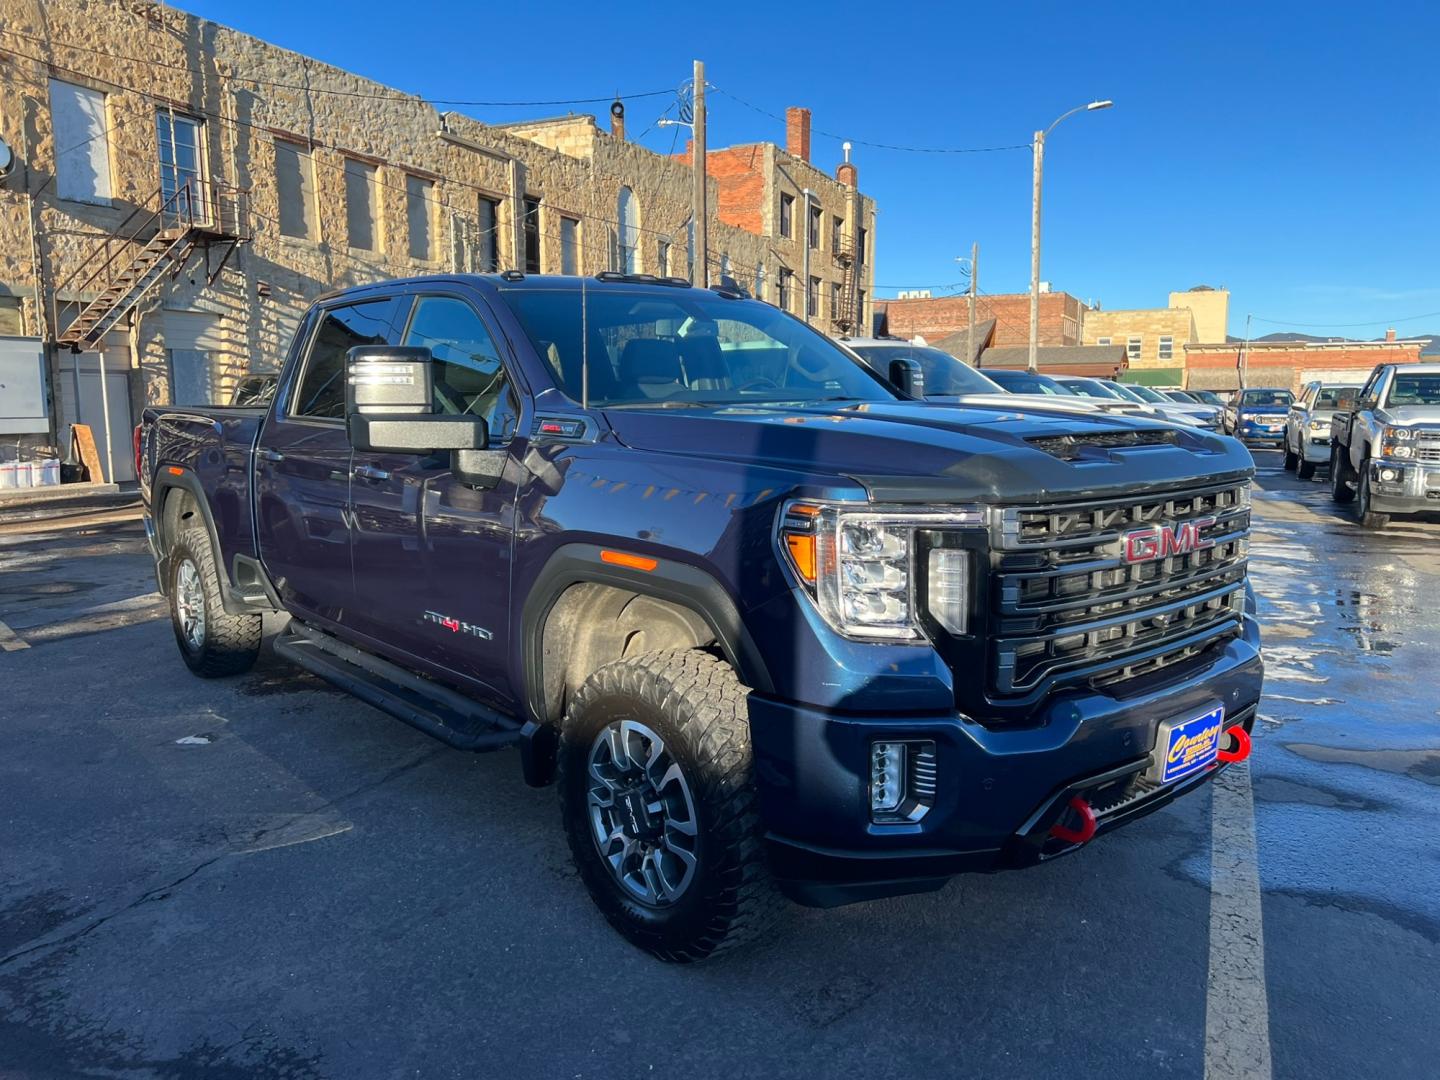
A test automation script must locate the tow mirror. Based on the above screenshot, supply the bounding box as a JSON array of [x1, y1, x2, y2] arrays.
[[889, 357, 926, 399], [344, 346, 505, 489]]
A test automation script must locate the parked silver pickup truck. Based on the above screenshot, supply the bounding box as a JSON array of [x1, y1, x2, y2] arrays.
[[1330, 362, 1440, 528], [1284, 381, 1361, 480]]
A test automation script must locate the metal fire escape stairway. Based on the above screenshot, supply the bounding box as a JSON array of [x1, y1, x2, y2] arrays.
[[54, 179, 250, 351], [832, 239, 859, 336]]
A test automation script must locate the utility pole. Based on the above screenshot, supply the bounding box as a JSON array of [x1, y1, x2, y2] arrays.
[[691, 60, 707, 287], [966, 242, 979, 366], [1028, 130, 1044, 372], [1239, 312, 1253, 391]]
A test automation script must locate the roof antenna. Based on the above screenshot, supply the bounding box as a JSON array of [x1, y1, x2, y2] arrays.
[[581, 273, 590, 409]]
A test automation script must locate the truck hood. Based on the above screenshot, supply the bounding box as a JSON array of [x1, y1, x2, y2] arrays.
[[1376, 406, 1440, 428], [1239, 405, 1289, 417], [603, 401, 1252, 505]]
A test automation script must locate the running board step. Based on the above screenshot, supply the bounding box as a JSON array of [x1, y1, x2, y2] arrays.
[[274, 621, 521, 752]]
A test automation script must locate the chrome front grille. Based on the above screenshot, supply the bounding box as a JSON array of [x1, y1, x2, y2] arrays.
[[989, 481, 1251, 696], [1413, 444, 1440, 463]]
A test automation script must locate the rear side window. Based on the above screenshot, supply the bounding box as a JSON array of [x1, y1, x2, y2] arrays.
[[403, 296, 518, 443], [292, 299, 398, 419]]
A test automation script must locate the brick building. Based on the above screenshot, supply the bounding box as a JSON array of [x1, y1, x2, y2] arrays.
[[877, 289, 1087, 349], [1184, 330, 1426, 393], [685, 107, 876, 336], [0, 0, 876, 481]]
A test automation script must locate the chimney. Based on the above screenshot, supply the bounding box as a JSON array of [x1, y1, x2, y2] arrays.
[[786, 106, 811, 163], [610, 99, 626, 141], [836, 140, 857, 187], [1385, 327, 1397, 342]]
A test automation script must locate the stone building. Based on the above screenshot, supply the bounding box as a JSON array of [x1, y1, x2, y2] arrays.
[[0, 0, 876, 481], [1080, 287, 1230, 384]]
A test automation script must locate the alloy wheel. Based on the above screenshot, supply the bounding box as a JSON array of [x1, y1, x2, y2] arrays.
[[586, 719, 700, 906], [175, 558, 206, 652]]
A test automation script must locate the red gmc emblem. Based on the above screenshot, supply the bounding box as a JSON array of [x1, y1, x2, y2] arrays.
[[1123, 517, 1216, 564]]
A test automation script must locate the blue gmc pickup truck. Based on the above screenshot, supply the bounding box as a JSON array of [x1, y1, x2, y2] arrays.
[[137, 272, 1263, 961]]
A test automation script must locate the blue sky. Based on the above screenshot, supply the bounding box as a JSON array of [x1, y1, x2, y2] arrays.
[[181, 0, 1440, 340]]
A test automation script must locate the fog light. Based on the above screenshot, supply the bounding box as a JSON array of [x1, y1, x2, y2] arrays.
[[1380, 467, 1399, 482], [871, 742, 905, 815], [870, 740, 938, 823]]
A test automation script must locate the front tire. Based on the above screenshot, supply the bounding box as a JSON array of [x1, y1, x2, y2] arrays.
[[1297, 456, 1317, 480], [168, 528, 262, 677], [559, 649, 781, 962], [1356, 465, 1390, 530], [1283, 436, 1299, 471]]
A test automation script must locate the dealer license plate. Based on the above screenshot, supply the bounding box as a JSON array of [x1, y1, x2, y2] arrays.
[[1152, 704, 1225, 785]]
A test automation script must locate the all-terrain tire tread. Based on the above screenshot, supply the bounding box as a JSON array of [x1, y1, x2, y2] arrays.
[[172, 527, 263, 677]]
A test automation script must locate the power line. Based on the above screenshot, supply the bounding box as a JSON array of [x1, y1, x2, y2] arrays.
[[709, 86, 1031, 156]]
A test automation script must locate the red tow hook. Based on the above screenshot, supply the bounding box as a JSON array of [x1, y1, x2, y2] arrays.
[[1048, 796, 1098, 845], [1217, 725, 1252, 764]]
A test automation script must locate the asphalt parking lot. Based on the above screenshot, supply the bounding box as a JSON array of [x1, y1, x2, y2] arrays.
[[2, 449, 1437, 1080]]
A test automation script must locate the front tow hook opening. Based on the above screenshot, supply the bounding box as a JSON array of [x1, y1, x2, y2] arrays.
[[1048, 796, 1097, 845], [1216, 725, 1252, 764]]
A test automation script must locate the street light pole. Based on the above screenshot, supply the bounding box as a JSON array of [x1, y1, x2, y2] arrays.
[[1028, 99, 1113, 373]]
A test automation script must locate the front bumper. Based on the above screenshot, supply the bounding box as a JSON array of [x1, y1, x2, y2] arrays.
[[1302, 434, 1332, 463], [1239, 425, 1285, 444], [752, 617, 1263, 907], [1366, 458, 1440, 515]]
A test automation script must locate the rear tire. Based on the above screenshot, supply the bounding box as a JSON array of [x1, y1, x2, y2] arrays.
[[558, 649, 781, 962], [168, 527, 262, 677], [1330, 446, 1356, 504], [1356, 467, 1390, 530]]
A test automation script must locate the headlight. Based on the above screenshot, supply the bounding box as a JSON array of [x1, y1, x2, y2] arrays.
[[1388, 444, 1413, 458], [778, 501, 983, 641], [1309, 419, 1331, 433], [1382, 426, 1416, 456], [1383, 425, 1413, 441]]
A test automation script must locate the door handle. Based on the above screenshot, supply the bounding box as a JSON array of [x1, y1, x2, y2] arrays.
[[353, 465, 391, 482], [259, 449, 285, 462]]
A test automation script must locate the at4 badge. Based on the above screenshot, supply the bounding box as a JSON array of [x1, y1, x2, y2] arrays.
[[423, 610, 493, 640]]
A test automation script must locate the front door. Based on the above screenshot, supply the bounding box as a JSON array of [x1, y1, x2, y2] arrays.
[[256, 297, 402, 628], [348, 292, 523, 704]]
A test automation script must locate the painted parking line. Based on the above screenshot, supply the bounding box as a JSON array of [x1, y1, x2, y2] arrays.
[[1205, 759, 1273, 1080], [0, 619, 30, 651]]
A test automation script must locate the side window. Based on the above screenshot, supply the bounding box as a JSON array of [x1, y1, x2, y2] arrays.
[[292, 299, 399, 419], [404, 296, 518, 443]]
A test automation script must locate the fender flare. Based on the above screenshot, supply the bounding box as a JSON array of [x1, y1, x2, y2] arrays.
[[151, 469, 271, 615], [519, 543, 774, 727]]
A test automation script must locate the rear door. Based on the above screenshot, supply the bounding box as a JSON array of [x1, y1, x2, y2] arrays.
[[347, 290, 524, 703], [256, 296, 403, 628]]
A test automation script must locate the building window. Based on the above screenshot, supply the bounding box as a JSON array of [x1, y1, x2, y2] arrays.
[[830, 282, 841, 316], [522, 197, 542, 273], [156, 111, 204, 219], [49, 80, 112, 204], [1096, 336, 1111, 346], [808, 276, 821, 318], [808, 204, 822, 250], [720, 252, 732, 281], [657, 239, 670, 277], [275, 140, 317, 241], [0, 296, 24, 336], [857, 290, 867, 330], [778, 268, 793, 312], [832, 215, 844, 253], [779, 193, 794, 239], [559, 215, 579, 275], [477, 195, 501, 271], [857, 226, 868, 264], [617, 186, 639, 274], [755, 263, 766, 303], [343, 159, 378, 250], [1127, 336, 1142, 361], [405, 175, 434, 261], [1158, 336, 1174, 361]]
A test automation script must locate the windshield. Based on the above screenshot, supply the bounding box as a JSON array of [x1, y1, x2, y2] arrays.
[[1316, 386, 1358, 408], [1163, 391, 1195, 403], [1060, 379, 1124, 400], [847, 344, 1001, 396], [1241, 389, 1293, 407], [1387, 374, 1440, 406], [496, 287, 896, 407], [1190, 390, 1223, 406], [1120, 383, 1170, 404], [1103, 382, 1148, 403], [982, 370, 1073, 395]]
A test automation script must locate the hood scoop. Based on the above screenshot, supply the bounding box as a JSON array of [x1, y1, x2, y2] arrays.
[[1026, 428, 1180, 461]]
